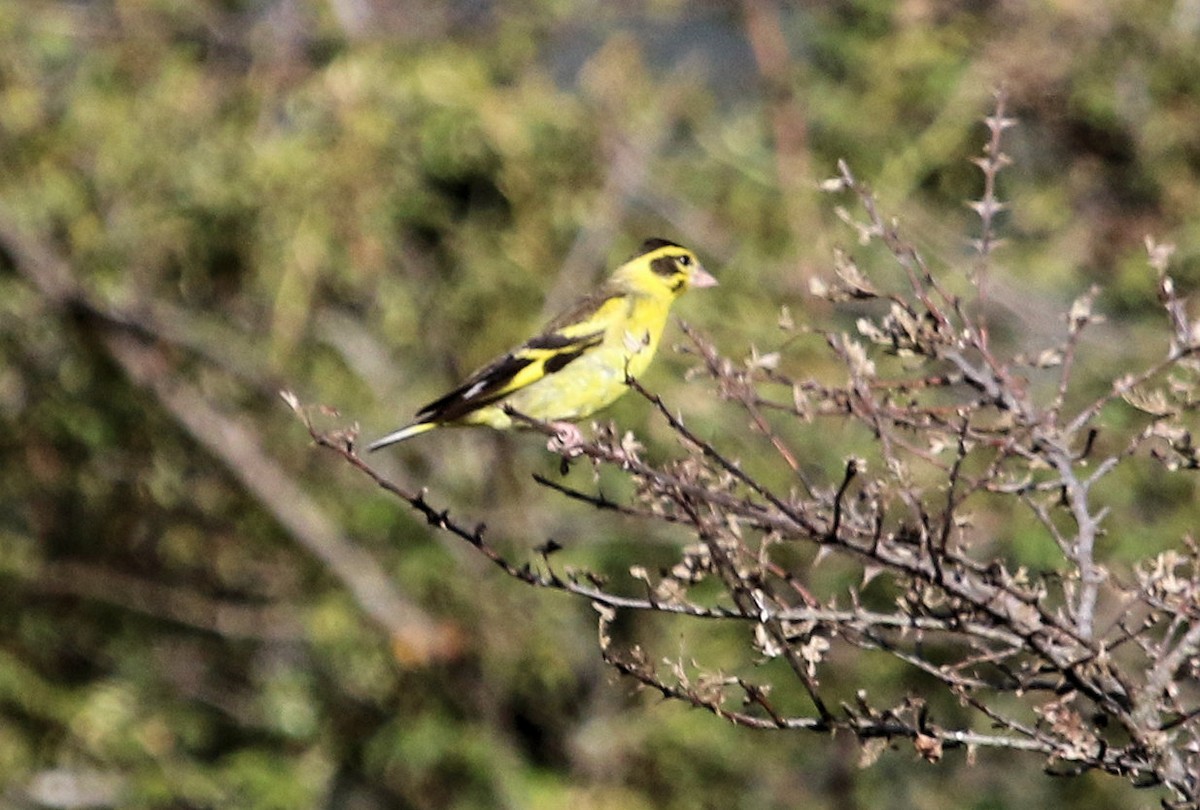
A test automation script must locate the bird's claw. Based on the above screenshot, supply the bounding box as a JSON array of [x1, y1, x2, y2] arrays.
[[547, 422, 586, 458]]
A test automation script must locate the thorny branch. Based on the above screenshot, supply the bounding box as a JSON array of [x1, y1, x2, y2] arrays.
[[304, 94, 1200, 805]]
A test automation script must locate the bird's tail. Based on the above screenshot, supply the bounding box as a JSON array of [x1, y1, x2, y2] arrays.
[[366, 421, 438, 452]]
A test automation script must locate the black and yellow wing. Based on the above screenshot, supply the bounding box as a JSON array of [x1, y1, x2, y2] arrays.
[[366, 289, 621, 450], [414, 326, 605, 424]]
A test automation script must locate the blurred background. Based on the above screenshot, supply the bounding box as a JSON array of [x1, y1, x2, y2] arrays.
[[3, 0, 1200, 807]]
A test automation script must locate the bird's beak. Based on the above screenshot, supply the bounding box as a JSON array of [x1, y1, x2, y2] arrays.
[[691, 265, 719, 289]]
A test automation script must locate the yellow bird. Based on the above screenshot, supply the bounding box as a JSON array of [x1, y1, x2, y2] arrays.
[[368, 238, 717, 451]]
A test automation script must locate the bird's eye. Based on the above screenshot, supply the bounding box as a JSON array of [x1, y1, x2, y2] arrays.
[[678, 255, 692, 267]]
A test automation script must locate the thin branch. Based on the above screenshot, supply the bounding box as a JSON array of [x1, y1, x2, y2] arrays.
[[105, 346, 459, 664]]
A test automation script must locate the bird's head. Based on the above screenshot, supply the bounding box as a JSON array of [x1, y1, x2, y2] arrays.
[[614, 238, 718, 299]]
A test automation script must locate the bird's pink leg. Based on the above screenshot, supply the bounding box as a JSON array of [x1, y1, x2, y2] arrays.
[[546, 421, 586, 456]]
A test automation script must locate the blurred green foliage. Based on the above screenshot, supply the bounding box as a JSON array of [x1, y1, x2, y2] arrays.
[[3, 0, 1200, 807]]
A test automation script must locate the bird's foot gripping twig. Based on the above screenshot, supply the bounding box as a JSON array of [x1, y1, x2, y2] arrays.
[[546, 421, 587, 457]]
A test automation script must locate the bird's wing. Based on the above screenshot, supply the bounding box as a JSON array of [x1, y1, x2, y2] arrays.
[[414, 289, 626, 424]]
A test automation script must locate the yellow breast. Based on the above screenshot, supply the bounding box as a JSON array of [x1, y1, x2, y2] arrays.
[[471, 292, 672, 428]]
